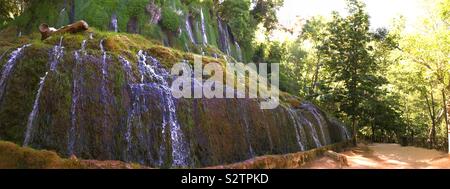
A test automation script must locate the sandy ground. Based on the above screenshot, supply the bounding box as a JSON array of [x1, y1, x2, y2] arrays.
[[303, 143, 450, 169]]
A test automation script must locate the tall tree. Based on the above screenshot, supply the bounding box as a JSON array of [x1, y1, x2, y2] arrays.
[[401, 0, 450, 150], [319, 0, 381, 144], [300, 17, 327, 96]]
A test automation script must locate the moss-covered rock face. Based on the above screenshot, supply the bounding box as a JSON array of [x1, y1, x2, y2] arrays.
[[0, 30, 350, 168], [0, 140, 147, 169]]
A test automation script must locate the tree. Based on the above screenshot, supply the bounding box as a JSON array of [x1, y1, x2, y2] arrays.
[[300, 16, 327, 97], [251, 0, 284, 33], [400, 0, 450, 150], [318, 0, 381, 144]]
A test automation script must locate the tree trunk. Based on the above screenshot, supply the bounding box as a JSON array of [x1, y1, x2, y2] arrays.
[[371, 122, 375, 142], [443, 90, 450, 153], [425, 89, 436, 148], [431, 89, 437, 148]]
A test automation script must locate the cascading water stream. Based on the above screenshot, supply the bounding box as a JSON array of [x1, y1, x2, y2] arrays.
[[217, 17, 231, 56], [23, 72, 48, 146], [239, 100, 255, 157], [340, 125, 350, 140], [235, 42, 243, 62], [118, 56, 141, 162], [298, 113, 322, 147], [287, 108, 306, 151], [24, 37, 64, 146], [99, 39, 108, 100], [111, 14, 118, 32], [200, 8, 208, 46], [302, 103, 331, 145], [99, 40, 109, 111], [50, 37, 65, 71], [0, 44, 31, 104], [99, 39, 113, 157], [185, 14, 196, 44], [68, 40, 87, 155], [136, 50, 190, 167]]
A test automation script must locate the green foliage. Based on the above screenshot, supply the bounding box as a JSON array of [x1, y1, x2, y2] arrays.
[[272, 0, 408, 142], [0, 0, 35, 29], [251, 0, 284, 33], [219, 0, 254, 44], [160, 6, 180, 32]]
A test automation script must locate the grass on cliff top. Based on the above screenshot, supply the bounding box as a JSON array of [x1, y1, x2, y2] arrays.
[[0, 26, 228, 68], [0, 140, 84, 169], [0, 141, 146, 169]]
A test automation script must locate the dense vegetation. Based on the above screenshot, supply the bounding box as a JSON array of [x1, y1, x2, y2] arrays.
[[259, 0, 449, 148], [0, 0, 283, 63], [0, 0, 448, 167]]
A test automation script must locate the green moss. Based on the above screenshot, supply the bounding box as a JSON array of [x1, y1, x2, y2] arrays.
[[0, 140, 82, 169], [0, 140, 152, 169], [147, 45, 184, 68], [0, 45, 49, 144]]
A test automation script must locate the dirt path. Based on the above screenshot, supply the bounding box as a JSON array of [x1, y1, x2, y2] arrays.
[[303, 143, 450, 169]]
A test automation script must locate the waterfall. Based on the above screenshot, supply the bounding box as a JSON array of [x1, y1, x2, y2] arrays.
[[200, 8, 208, 46], [50, 37, 64, 72], [122, 51, 190, 166], [287, 109, 306, 151], [111, 14, 118, 32], [333, 119, 350, 141], [81, 40, 87, 52], [99, 39, 112, 157], [341, 125, 350, 140], [0, 44, 31, 104], [119, 56, 134, 81], [235, 42, 243, 62], [302, 103, 331, 145], [119, 56, 139, 162], [239, 100, 255, 157], [23, 72, 48, 146], [68, 40, 87, 155], [24, 37, 64, 146], [136, 50, 190, 167], [185, 14, 196, 44], [217, 17, 231, 56], [298, 113, 322, 147], [99, 39, 108, 106]]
